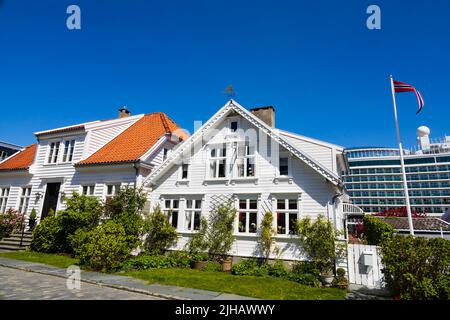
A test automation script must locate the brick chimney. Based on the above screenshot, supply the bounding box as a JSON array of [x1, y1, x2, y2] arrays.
[[118, 107, 131, 118], [250, 106, 275, 128]]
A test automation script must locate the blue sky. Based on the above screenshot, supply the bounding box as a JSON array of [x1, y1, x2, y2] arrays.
[[1, 0, 449, 149]]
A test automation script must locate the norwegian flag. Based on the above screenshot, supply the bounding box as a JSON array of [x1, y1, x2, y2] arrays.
[[393, 80, 425, 114]]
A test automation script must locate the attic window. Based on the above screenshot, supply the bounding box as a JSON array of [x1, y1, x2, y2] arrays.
[[230, 121, 238, 132]]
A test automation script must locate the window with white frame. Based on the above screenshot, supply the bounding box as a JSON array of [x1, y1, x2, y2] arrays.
[[185, 199, 202, 231], [62, 140, 76, 162], [276, 198, 298, 235], [47, 142, 60, 163], [279, 155, 289, 176], [82, 185, 95, 196], [181, 163, 189, 180], [105, 184, 121, 200], [209, 145, 227, 178], [238, 198, 258, 233], [0, 187, 10, 213], [163, 199, 179, 229], [235, 141, 256, 178], [18, 187, 32, 214]]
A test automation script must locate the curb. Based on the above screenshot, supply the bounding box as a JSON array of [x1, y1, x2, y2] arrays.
[[0, 262, 188, 300]]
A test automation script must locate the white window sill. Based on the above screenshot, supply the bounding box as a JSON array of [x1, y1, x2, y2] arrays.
[[175, 180, 190, 186], [273, 176, 293, 184], [274, 234, 298, 240], [234, 232, 258, 238]]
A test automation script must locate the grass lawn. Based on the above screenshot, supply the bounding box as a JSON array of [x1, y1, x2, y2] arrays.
[[0, 251, 346, 300], [121, 268, 347, 300], [0, 251, 78, 269]]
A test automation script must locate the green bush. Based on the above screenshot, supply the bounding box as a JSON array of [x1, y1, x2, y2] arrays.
[[266, 260, 288, 278], [287, 261, 322, 287], [287, 272, 322, 287], [104, 186, 148, 249], [295, 215, 345, 274], [363, 215, 394, 245], [201, 260, 222, 272], [145, 205, 178, 254], [206, 201, 236, 261], [70, 221, 131, 272], [231, 259, 261, 276], [258, 211, 277, 261], [186, 217, 209, 255], [120, 251, 191, 271], [31, 215, 64, 253], [380, 235, 450, 300], [30, 192, 103, 253], [58, 192, 103, 252], [332, 268, 348, 289]]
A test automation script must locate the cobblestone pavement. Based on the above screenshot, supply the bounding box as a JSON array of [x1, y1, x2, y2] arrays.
[[0, 266, 163, 300]]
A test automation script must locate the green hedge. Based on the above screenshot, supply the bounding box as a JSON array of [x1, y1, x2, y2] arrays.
[[363, 215, 394, 245], [380, 235, 450, 300]]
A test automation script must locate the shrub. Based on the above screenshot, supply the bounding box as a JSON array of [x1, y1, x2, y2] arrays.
[[332, 268, 349, 289], [0, 209, 24, 239], [104, 186, 148, 249], [363, 215, 394, 245], [120, 251, 191, 271], [266, 260, 288, 278], [144, 205, 178, 254], [380, 235, 450, 300], [201, 260, 222, 272], [206, 200, 236, 261], [28, 209, 37, 230], [258, 211, 277, 262], [287, 272, 322, 287], [287, 261, 322, 287], [58, 192, 103, 252], [231, 259, 260, 276], [70, 221, 131, 272], [186, 217, 209, 255], [166, 251, 192, 268], [31, 215, 64, 253], [295, 215, 345, 274]]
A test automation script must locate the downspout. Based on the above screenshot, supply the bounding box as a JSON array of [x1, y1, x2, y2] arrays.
[[133, 161, 139, 187]]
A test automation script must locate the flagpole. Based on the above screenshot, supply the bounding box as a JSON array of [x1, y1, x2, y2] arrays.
[[389, 74, 414, 236]]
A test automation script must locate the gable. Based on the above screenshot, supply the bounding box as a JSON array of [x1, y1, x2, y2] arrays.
[[144, 100, 342, 187]]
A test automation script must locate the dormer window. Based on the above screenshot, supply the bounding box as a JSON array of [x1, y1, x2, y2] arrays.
[[62, 140, 75, 162], [47, 142, 60, 163]]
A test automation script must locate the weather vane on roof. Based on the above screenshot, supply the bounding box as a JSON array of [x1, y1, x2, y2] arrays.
[[223, 85, 236, 100]]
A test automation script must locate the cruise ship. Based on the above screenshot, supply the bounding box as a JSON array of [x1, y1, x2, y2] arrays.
[[343, 126, 450, 217]]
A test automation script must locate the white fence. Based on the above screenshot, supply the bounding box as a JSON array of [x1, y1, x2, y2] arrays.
[[346, 243, 385, 288]]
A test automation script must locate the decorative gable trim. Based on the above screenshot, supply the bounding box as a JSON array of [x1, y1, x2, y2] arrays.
[[144, 100, 342, 187]]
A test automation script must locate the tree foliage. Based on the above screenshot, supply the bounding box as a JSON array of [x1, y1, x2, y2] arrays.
[[144, 205, 178, 254], [363, 215, 394, 245], [295, 215, 345, 274], [206, 200, 236, 261], [257, 211, 277, 261], [380, 235, 450, 300]]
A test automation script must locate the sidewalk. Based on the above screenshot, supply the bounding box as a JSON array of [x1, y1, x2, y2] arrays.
[[0, 257, 257, 300]]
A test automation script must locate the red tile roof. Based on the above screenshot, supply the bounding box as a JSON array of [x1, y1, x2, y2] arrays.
[[77, 112, 187, 166], [0, 144, 36, 171]]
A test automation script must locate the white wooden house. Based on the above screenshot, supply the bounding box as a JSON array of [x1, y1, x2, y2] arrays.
[[0, 108, 186, 223], [144, 100, 351, 261]]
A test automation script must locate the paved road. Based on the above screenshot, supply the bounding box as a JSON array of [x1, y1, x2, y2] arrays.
[[0, 266, 163, 300]]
